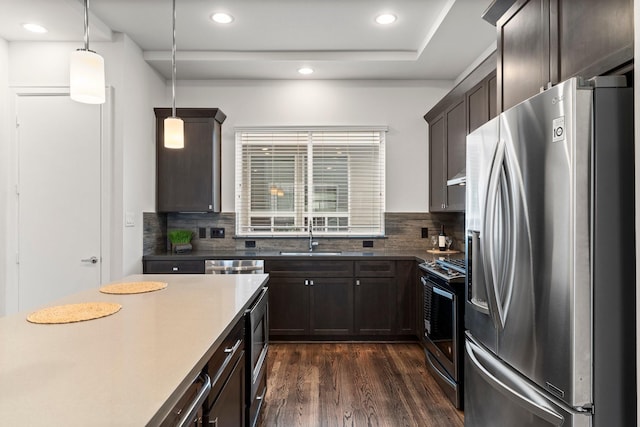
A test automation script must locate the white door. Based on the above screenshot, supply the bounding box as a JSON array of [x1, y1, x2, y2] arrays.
[[16, 94, 103, 312]]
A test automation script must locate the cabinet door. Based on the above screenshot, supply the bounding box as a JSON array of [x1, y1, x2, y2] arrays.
[[155, 108, 225, 213], [354, 277, 395, 335], [498, 0, 550, 111], [429, 114, 446, 212], [395, 261, 416, 336], [206, 352, 245, 427], [488, 74, 498, 120], [550, 0, 633, 83], [310, 278, 354, 335], [268, 278, 310, 335], [467, 81, 488, 135], [445, 99, 466, 211]]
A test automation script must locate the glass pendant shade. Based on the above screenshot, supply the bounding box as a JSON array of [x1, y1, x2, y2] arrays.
[[164, 116, 184, 149], [70, 49, 105, 104]]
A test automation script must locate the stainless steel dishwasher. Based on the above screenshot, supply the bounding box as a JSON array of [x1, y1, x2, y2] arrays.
[[205, 258, 268, 427], [205, 259, 264, 274]]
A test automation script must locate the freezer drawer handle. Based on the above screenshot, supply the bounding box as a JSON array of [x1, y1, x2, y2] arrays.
[[465, 339, 563, 426], [176, 372, 212, 427]]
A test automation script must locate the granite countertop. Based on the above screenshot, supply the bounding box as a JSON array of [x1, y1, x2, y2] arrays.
[[143, 249, 438, 262], [0, 273, 268, 426]]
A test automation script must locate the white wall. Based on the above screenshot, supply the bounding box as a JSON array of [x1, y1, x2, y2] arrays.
[[119, 36, 166, 276], [0, 38, 9, 316], [3, 34, 164, 312], [176, 79, 452, 213]]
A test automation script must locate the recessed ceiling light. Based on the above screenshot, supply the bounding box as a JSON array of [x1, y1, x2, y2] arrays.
[[298, 67, 314, 75], [375, 14, 397, 25], [22, 23, 48, 33], [211, 13, 234, 24]]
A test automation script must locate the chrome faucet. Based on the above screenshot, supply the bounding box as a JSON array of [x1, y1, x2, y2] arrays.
[[309, 227, 319, 251]]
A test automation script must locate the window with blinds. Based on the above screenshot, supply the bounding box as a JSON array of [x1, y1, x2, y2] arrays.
[[235, 127, 386, 237]]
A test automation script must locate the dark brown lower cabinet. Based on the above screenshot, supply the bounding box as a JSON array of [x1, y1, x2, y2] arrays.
[[311, 278, 354, 335], [202, 320, 245, 427], [269, 277, 353, 336], [267, 259, 416, 340], [268, 278, 311, 336], [354, 277, 396, 335], [204, 352, 245, 427], [143, 259, 205, 274], [396, 261, 416, 336]]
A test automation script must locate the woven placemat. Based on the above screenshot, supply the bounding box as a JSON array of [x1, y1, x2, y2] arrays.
[[99, 281, 168, 295], [27, 302, 122, 324]]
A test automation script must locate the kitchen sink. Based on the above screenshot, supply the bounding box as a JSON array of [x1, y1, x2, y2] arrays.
[[279, 251, 342, 256]]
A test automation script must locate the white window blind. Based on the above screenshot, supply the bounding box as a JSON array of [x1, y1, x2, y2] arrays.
[[235, 127, 386, 237]]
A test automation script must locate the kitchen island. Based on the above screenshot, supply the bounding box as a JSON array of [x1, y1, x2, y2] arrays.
[[0, 273, 268, 426]]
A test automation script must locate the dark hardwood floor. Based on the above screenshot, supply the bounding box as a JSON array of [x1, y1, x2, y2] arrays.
[[257, 343, 464, 427]]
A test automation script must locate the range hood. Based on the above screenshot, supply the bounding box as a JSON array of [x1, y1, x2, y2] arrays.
[[447, 170, 466, 186]]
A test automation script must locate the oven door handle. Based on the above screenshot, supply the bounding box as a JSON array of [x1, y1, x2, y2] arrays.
[[421, 276, 454, 301], [432, 285, 453, 300], [425, 351, 456, 388]]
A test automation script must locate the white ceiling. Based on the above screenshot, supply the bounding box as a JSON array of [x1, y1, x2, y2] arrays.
[[0, 0, 497, 80]]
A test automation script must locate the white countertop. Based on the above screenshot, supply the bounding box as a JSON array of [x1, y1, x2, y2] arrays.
[[0, 273, 268, 426]]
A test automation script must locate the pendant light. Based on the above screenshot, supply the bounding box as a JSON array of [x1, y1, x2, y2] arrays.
[[164, 0, 184, 149], [70, 0, 105, 104]]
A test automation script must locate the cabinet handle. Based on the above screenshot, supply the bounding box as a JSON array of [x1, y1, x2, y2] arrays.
[[224, 339, 241, 354], [172, 267, 179, 271], [304, 280, 308, 286], [309, 280, 314, 286], [209, 417, 218, 426], [176, 373, 211, 427], [356, 280, 360, 286]]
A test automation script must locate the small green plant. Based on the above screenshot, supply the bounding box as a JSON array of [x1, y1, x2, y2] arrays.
[[168, 229, 193, 244]]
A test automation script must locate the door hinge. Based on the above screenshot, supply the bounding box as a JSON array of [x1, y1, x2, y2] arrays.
[[15, 252, 19, 264], [15, 184, 19, 195], [15, 117, 19, 128]]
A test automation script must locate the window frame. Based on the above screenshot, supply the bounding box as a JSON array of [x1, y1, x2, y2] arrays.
[[235, 126, 386, 238]]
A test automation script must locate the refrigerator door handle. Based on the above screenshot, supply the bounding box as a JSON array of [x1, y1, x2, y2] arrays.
[[465, 339, 564, 426], [483, 141, 506, 330]]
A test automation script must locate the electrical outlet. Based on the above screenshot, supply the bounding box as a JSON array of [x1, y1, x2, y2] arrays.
[[245, 240, 256, 248], [363, 240, 374, 248], [421, 227, 429, 238], [210, 227, 225, 238], [199, 227, 207, 238]]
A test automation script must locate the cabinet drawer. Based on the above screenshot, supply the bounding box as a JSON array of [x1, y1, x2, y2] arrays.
[[265, 260, 353, 277], [143, 260, 204, 274], [355, 260, 396, 277], [206, 320, 244, 406]]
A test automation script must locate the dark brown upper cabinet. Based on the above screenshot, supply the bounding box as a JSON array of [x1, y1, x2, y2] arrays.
[[424, 53, 496, 213], [493, 0, 633, 112], [154, 108, 226, 213], [497, 0, 550, 112], [549, 0, 633, 83]]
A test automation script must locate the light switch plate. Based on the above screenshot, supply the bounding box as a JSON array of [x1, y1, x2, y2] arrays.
[[125, 211, 135, 227]]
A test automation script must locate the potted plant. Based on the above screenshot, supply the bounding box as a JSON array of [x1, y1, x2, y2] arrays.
[[168, 229, 193, 253]]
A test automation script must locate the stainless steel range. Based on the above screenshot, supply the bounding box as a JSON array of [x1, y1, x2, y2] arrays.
[[419, 258, 466, 409]]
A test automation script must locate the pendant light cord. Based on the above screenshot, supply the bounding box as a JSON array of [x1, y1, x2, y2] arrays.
[[171, 0, 177, 117], [83, 0, 90, 51]]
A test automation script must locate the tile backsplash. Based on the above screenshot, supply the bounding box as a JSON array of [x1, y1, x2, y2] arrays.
[[143, 211, 464, 254]]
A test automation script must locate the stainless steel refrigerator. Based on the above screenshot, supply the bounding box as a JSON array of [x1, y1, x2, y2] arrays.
[[464, 76, 635, 427]]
